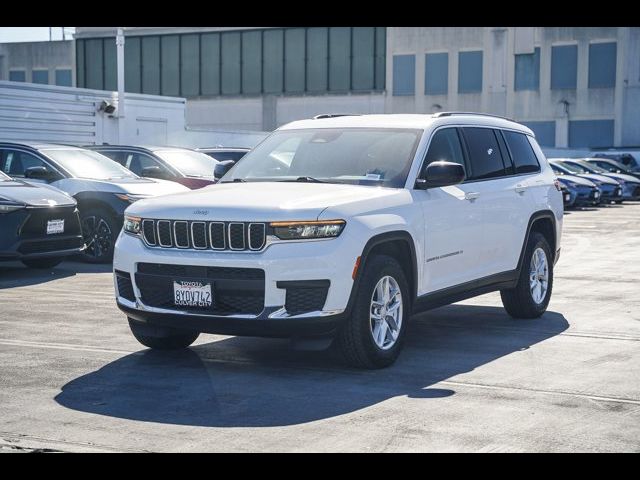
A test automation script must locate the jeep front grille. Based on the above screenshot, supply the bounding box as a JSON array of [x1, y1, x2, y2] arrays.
[[141, 219, 267, 252]]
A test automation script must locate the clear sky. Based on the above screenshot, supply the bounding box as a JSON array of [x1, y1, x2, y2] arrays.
[[0, 27, 75, 43]]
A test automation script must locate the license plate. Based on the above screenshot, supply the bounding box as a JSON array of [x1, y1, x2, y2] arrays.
[[47, 219, 65, 235], [594, 191, 600, 198], [173, 280, 212, 308]]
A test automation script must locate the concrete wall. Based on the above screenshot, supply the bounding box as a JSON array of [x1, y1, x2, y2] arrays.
[[0, 40, 74, 86], [384, 27, 640, 148], [0, 81, 266, 148]]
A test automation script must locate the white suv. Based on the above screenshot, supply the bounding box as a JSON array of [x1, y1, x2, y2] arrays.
[[114, 113, 563, 368]]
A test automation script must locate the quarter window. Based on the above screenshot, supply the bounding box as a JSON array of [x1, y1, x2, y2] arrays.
[[503, 131, 540, 174], [462, 128, 506, 180]]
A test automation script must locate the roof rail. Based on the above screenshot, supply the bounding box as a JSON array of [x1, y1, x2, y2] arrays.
[[312, 113, 363, 120], [432, 111, 516, 122]]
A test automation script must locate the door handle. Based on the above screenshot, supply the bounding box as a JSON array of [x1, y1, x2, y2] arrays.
[[464, 192, 480, 201], [515, 184, 527, 194]]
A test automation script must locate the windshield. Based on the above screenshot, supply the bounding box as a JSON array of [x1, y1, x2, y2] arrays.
[[596, 160, 627, 172], [42, 149, 138, 180], [155, 150, 219, 177], [558, 161, 589, 174], [223, 128, 422, 187], [576, 161, 606, 173], [550, 164, 566, 175]]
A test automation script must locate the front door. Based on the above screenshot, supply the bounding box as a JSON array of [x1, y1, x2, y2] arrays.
[[417, 127, 487, 294]]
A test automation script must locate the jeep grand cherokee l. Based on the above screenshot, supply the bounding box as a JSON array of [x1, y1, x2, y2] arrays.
[[114, 113, 563, 369]]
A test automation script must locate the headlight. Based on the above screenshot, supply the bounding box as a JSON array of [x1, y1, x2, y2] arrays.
[[269, 220, 346, 240], [123, 215, 142, 235], [115, 194, 150, 203], [0, 202, 25, 214]]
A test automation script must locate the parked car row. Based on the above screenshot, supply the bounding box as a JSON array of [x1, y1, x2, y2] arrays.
[[549, 157, 640, 209], [0, 142, 249, 267]]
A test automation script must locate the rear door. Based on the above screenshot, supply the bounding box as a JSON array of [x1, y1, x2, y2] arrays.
[[459, 127, 530, 277]]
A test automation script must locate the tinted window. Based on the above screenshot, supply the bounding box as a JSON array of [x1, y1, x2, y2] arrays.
[[0, 150, 50, 177], [503, 131, 540, 174], [462, 128, 506, 180], [423, 128, 465, 171]]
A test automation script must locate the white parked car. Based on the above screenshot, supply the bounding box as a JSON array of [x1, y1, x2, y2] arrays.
[[114, 113, 563, 368]]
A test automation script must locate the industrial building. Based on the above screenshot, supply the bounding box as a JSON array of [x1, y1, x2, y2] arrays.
[[2, 27, 639, 148]]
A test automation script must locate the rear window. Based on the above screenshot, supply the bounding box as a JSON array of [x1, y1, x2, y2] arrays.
[[503, 131, 540, 174], [462, 127, 507, 180]]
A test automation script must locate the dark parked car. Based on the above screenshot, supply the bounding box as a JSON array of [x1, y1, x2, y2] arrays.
[[549, 159, 623, 204], [0, 143, 188, 263], [584, 157, 640, 181], [86, 145, 222, 189], [0, 170, 84, 269], [593, 152, 640, 173], [563, 159, 640, 201], [556, 175, 601, 208]]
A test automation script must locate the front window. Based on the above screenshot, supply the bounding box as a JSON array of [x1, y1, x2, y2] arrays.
[[223, 128, 422, 188], [154, 150, 219, 177], [41, 149, 137, 180]]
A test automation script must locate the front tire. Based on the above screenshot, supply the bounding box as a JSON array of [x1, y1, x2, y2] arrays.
[[128, 318, 200, 350], [21, 257, 63, 269], [80, 208, 117, 264], [337, 255, 409, 369], [500, 232, 553, 319]]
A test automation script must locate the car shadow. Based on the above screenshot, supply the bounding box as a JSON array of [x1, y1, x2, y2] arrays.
[[0, 260, 111, 289], [55, 305, 569, 427]]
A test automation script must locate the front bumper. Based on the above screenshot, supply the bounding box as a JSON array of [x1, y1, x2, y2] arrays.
[[113, 232, 360, 338]]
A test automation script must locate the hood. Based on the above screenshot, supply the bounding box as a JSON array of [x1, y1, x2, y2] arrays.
[[127, 182, 406, 221], [557, 175, 596, 188], [0, 179, 76, 207], [599, 172, 640, 184], [577, 174, 620, 186], [56, 177, 190, 197]]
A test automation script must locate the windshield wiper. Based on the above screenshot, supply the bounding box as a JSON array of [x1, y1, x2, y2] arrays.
[[280, 176, 326, 183]]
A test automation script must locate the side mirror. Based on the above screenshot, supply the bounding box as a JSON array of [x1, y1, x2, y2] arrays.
[[141, 166, 164, 179], [415, 161, 466, 189], [24, 166, 57, 181], [214, 160, 236, 179]]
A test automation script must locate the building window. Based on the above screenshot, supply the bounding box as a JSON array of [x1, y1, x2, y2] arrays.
[[55, 69, 72, 87], [201, 33, 220, 96], [551, 45, 577, 90], [181, 34, 200, 97], [514, 47, 540, 91], [424, 52, 448, 95], [32, 69, 49, 85], [140, 36, 160, 95], [329, 27, 351, 91], [458, 51, 483, 93], [9, 70, 26, 82], [589, 42, 616, 88], [392, 54, 415, 96], [285, 28, 305, 93], [568, 120, 614, 148], [161, 35, 180, 96], [522, 121, 556, 148], [76, 28, 386, 98], [306, 27, 328, 93]]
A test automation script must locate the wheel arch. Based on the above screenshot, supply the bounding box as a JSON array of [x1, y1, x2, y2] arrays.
[[517, 210, 557, 272]]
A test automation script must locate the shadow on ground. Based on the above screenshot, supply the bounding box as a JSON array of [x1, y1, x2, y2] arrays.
[[0, 260, 111, 289], [55, 305, 568, 427]]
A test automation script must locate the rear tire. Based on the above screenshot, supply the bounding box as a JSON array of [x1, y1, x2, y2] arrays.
[[500, 232, 553, 319], [615, 200, 623, 204], [337, 254, 409, 369], [21, 257, 63, 269], [80, 208, 117, 264], [128, 318, 199, 350]]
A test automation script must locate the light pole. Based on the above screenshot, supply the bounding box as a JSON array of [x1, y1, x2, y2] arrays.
[[116, 28, 125, 118]]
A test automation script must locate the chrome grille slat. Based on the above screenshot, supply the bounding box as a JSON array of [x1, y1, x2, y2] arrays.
[[141, 220, 265, 252]]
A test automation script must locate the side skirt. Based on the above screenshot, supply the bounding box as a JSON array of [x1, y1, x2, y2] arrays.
[[413, 270, 519, 314]]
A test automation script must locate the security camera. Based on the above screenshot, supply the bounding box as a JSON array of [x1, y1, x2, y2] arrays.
[[98, 100, 117, 115]]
